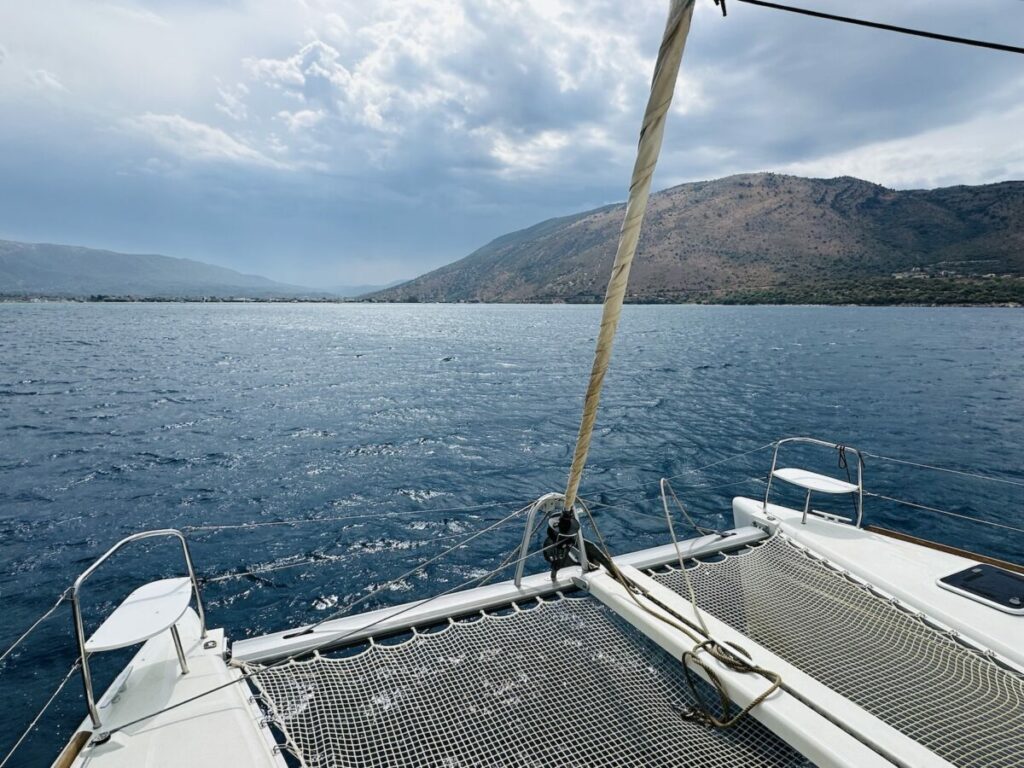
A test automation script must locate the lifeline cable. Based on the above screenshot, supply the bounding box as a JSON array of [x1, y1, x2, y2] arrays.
[[864, 491, 1024, 534], [300, 502, 532, 633], [0, 588, 69, 666], [100, 539, 562, 739], [0, 661, 80, 768], [733, 0, 1024, 55], [862, 452, 1024, 488]]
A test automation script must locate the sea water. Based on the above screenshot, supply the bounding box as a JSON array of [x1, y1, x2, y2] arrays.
[[2, 302, 1022, 760]]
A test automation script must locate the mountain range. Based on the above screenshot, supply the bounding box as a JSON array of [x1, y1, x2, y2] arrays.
[[367, 173, 1024, 305], [0, 240, 323, 299], [3, 173, 1022, 304], [0, 240, 407, 299]]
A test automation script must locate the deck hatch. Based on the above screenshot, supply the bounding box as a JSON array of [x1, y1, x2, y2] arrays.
[[938, 563, 1024, 614]]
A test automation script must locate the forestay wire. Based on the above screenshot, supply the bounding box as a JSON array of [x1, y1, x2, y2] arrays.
[[729, 0, 1024, 56], [563, 0, 697, 513]]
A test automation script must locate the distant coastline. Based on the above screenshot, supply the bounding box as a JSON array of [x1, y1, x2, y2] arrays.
[[0, 294, 348, 304], [3, 285, 1020, 308]]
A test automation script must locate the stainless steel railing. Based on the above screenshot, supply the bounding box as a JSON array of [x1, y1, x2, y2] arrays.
[[71, 529, 206, 730], [762, 437, 865, 527]]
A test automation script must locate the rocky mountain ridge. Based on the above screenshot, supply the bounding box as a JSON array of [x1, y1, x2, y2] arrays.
[[369, 174, 1024, 305]]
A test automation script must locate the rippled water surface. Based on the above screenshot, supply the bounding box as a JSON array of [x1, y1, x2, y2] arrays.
[[2, 302, 1022, 762]]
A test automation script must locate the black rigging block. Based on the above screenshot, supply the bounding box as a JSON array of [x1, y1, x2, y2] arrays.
[[543, 508, 581, 581]]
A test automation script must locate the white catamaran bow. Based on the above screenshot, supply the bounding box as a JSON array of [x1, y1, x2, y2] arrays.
[[35, 438, 1023, 768], [1, 2, 1021, 767]]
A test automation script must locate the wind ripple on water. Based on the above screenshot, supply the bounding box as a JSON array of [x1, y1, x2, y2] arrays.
[[0, 303, 1023, 763]]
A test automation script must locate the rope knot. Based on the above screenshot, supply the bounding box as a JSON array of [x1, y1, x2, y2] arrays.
[[680, 638, 782, 729]]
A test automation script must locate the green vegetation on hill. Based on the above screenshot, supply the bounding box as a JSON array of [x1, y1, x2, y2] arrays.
[[701, 277, 1024, 306]]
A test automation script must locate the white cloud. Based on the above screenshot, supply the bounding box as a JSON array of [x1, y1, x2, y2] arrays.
[[277, 108, 326, 132], [245, 37, 366, 105], [489, 129, 571, 175], [1, 0, 1022, 284], [228, 0, 664, 178], [215, 82, 249, 121], [97, 2, 169, 27], [217, 0, 659, 186], [781, 103, 1024, 189], [28, 68, 66, 93], [122, 113, 288, 169]]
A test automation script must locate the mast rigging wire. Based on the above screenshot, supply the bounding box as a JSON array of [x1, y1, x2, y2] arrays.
[[732, 0, 1024, 55]]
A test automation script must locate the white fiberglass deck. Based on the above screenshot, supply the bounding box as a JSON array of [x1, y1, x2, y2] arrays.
[[53, 503, 1022, 768], [60, 610, 283, 768]]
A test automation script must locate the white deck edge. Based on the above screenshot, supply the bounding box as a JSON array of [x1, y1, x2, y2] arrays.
[[231, 526, 766, 663]]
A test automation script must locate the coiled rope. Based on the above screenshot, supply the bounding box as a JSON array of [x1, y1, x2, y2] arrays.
[[581, 489, 780, 730], [654, 477, 781, 727]]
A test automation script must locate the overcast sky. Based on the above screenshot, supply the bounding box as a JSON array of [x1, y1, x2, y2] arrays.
[[1, 0, 1021, 286]]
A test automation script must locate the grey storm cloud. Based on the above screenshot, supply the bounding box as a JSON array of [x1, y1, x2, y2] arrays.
[[0, 0, 1021, 286]]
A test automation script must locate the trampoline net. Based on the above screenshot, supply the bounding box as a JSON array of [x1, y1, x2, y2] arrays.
[[651, 535, 1024, 768], [251, 595, 811, 768]]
